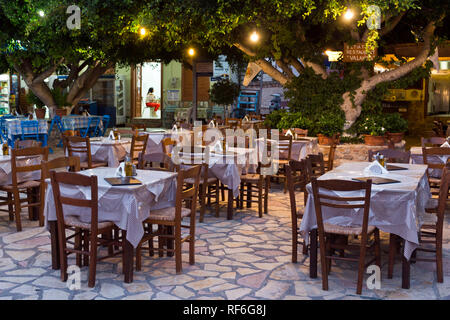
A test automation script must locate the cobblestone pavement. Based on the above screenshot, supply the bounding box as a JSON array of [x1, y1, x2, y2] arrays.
[[0, 179, 449, 300]]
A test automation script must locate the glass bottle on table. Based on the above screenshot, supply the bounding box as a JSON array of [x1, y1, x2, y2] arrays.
[[113, 127, 119, 140], [2, 142, 8, 156], [379, 155, 385, 168], [124, 153, 133, 177]]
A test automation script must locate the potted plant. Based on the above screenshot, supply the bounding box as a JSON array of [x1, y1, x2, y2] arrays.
[[384, 113, 408, 143], [359, 115, 387, 146], [52, 87, 70, 117], [26, 91, 46, 119], [209, 79, 240, 119], [316, 113, 344, 145]]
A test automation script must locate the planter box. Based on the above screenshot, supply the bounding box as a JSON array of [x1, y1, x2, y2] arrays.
[[35, 108, 46, 119], [364, 135, 386, 146]]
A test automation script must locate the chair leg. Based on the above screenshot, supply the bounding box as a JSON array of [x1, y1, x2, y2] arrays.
[[239, 182, 244, 209], [258, 182, 263, 218], [148, 224, 154, 257], [38, 185, 45, 227], [246, 183, 252, 208], [158, 225, 164, 257], [374, 229, 381, 269], [215, 183, 220, 217], [88, 233, 98, 288], [292, 222, 298, 263], [199, 184, 206, 223], [318, 233, 328, 291], [75, 229, 82, 267], [13, 189, 22, 232], [7, 192, 14, 221], [264, 178, 269, 214], [26, 188, 33, 220], [59, 229, 68, 282], [388, 233, 396, 279], [135, 245, 142, 271], [83, 231, 89, 266], [356, 236, 368, 295], [436, 235, 443, 283], [175, 224, 182, 274]]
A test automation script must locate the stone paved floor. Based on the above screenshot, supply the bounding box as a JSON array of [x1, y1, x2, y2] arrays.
[[0, 180, 449, 300]]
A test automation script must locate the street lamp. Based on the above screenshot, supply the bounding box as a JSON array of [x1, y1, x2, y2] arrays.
[[343, 9, 354, 20], [188, 48, 195, 57], [139, 27, 147, 36], [188, 48, 197, 123], [250, 31, 260, 43]]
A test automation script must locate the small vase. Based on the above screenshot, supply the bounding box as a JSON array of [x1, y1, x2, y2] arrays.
[[35, 108, 46, 119], [386, 132, 404, 144], [364, 135, 386, 146], [55, 108, 68, 117]]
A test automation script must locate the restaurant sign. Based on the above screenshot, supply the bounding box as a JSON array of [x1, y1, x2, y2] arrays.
[[343, 43, 377, 62]]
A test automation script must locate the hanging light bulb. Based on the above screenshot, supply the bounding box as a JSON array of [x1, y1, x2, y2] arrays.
[[343, 9, 354, 20], [139, 27, 147, 36], [250, 31, 260, 43], [188, 48, 195, 57]]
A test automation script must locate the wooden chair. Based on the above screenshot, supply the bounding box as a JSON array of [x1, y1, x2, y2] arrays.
[[176, 151, 221, 223], [282, 128, 308, 139], [422, 147, 450, 196], [323, 134, 340, 171], [307, 153, 326, 178], [135, 165, 201, 273], [272, 135, 293, 193], [14, 140, 42, 149], [64, 136, 108, 170], [286, 159, 310, 262], [40, 156, 81, 226], [239, 157, 271, 218], [0, 146, 48, 231], [310, 178, 381, 295], [387, 167, 449, 282], [138, 152, 175, 172], [421, 137, 447, 147], [50, 171, 122, 287], [368, 149, 411, 163], [130, 133, 148, 164], [162, 137, 177, 157], [131, 123, 146, 131], [225, 118, 242, 128]]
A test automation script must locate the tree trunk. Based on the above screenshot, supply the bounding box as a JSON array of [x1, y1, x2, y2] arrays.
[[27, 81, 58, 116]]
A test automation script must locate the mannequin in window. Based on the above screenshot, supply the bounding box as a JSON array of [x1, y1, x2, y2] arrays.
[[145, 87, 160, 117]]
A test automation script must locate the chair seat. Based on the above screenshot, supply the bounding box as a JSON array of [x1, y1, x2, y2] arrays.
[[274, 159, 289, 165], [65, 215, 115, 230], [425, 198, 438, 210], [324, 223, 375, 236], [422, 213, 438, 225], [0, 180, 41, 191], [146, 207, 191, 222], [80, 161, 108, 169], [185, 177, 218, 185], [429, 177, 441, 185], [240, 173, 261, 182]]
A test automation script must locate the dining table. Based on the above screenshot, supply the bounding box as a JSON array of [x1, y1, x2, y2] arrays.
[[88, 137, 131, 167], [44, 167, 178, 283], [410, 146, 450, 178], [300, 161, 431, 289], [256, 136, 319, 161], [5, 118, 48, 147], [141, 129, 193, 163]]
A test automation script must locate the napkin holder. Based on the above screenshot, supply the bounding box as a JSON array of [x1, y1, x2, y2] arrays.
[[363, 160, 389, 175]]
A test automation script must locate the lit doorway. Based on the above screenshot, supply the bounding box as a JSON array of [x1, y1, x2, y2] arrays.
[[141, 62, 162, 119]]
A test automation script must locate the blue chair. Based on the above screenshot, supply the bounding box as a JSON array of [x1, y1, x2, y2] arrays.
[[81, 117, 101, 138], [20, 120, 40, 145], [100, 115, 110, 136], [0, 115, 16, 143]]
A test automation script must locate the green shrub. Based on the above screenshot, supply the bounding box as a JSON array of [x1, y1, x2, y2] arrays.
[[276, 112, 312, 130], [383, 113, 408, 133], [314, 112, 345, 137], [263, 109, 287, 129], [357, 114, 386, 136], [209, 79, 240, 106]]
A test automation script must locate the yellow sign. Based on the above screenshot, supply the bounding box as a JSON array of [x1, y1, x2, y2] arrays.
[[343, 43, 377, 62]]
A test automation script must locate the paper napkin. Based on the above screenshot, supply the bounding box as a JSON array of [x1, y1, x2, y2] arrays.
[[214, 141, 223, 153], [209, 120, 215, 128], [115, 163, 126, 177], [363, 160, 389, 175], [172, 124, 178, 132], [243, 115, 249, 122], [441, 141, 450, 148], [108, 130, 114, 140], [285, 129, 293, 137]]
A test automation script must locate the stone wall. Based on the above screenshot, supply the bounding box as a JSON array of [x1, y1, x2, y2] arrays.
[[318, 141, 406, 167]]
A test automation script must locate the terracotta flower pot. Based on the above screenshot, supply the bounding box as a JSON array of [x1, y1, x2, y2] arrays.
[[35, 108, 46, 119], [318, 134, 334, 145], [386, 132, 404, 144], [55, 108, 68, 117], [364, 135, 386, 146]]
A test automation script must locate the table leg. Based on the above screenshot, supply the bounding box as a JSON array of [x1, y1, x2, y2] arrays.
[[309, 229, 318, 278], [49, 221, 60, 270], [122, 231, 134, 284], [227, 188, 234, 220], [402, 249, 411, 289]]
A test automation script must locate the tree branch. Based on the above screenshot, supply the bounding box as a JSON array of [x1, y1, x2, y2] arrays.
[[276, 59, 294, 79], [33, 57, 64, 83]]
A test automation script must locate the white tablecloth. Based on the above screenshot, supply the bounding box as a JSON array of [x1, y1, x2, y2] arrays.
[[300, 162, 430, 260], [256, 137, 318, 161], [141, 130, 193, 162], [0, 155, 42, 185], [44, 167, 177, 247], [69, 138, 131, 167]]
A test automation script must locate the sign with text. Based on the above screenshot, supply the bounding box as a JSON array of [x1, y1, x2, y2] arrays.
[[343, 43, 377, 62]]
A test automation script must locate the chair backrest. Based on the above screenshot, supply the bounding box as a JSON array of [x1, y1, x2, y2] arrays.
[[62, 130, 80, 138], [225, 118, 241, 128], [325, 134, 340, 171], [64, 136, 92, 168], [50, 171, 99, 233], [286, 159, 310, 222], [130, 133, 148, 161], [101, 115, 110, 135], [435, 166, 450, 236], [368, 148, 411, 163], [41, 156, 81, 179], [21, 120, 39, 140], [11, 146, 49, 186], [138, 152, 175, 171], [14, 139, 42, 149], [421, 137, 447, 148], [422, 147, 450, 172], [307, 153, 326, 178], [162, 137, 177, 156], [277, 135, 293, 160], [131, 124, 146, 131], [175, 165, 202, 220], [311, 178, 372, 240], [82, 117, 101, 137]]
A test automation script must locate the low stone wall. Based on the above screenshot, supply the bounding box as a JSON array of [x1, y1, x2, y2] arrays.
[[318, 141, 406, 167]]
